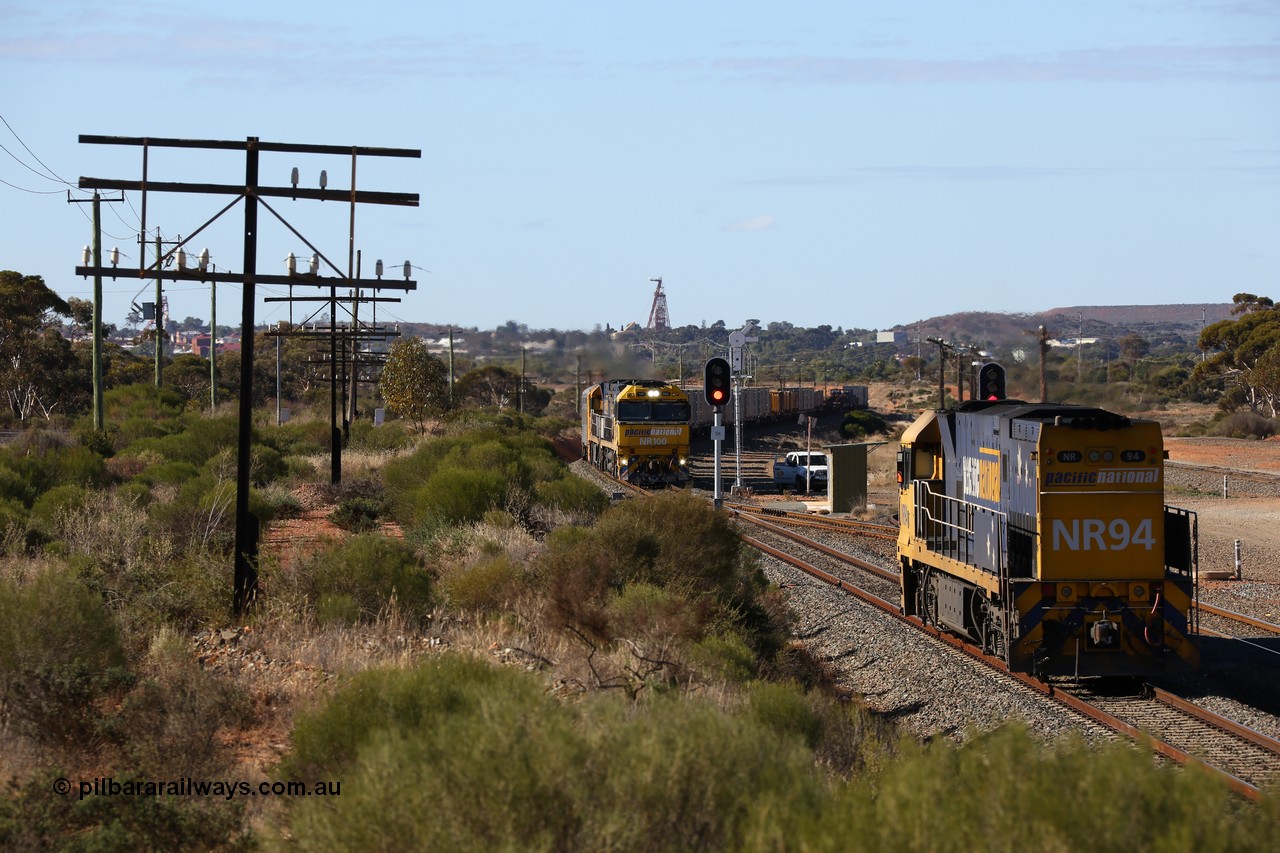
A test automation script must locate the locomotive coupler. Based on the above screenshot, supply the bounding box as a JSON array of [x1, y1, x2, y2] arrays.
[[1089, 615, 1119, 646]]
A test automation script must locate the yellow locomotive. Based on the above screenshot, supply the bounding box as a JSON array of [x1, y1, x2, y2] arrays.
[[581, 380, 691, 486], [897, 391, 1199, 677]]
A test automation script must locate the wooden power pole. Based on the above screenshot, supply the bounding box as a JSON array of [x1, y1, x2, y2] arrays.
[[76, 134, 420, 615]]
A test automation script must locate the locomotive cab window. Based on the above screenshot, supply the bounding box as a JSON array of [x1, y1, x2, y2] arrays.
[[652, 401, 691, 421], [616, 401, 691, 421], [900, 446, 942, 482]]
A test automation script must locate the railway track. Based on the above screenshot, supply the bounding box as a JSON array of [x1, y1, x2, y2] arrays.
[[739, 499, 1280, 660], [574, 452, 1280, 795], [1198, 600, 1280, 637], [730, 502, 897, 541], [736, 513, 1280, 800], [1070, 684, 1280, 796]]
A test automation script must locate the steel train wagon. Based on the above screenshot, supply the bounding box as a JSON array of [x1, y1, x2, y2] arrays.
[[688, 386, 825, 433], [896, 399, 1199, 677], [581, 380, 692, 486]]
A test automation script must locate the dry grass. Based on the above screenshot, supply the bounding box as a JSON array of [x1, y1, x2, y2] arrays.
[[295, 446, 418, 482]]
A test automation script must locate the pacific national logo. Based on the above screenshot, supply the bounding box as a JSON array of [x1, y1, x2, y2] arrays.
[[962, 448, 1001, 502], [1045, 468, 1158, 486]]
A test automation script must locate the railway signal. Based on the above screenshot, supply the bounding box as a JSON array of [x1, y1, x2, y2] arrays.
[[704, 357, 731, 407], [978, 362, 1007, 401]]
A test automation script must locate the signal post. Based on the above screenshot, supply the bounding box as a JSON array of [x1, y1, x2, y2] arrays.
[[704, 357, 731, 509]]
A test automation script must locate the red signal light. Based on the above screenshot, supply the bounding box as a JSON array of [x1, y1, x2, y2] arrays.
[[703, 357, 731, 407]]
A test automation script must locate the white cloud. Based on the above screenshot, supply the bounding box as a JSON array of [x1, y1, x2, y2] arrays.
[[726, 214, 776, 231]]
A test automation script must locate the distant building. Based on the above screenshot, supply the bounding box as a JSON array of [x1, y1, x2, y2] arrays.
[[612, 322, 641, 338], [876, 330, 908, 345]]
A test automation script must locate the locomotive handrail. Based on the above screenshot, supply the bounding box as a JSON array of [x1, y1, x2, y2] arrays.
[[591, 413, 613, 442], [911, 480, 1008, 573], [910, 480, 1007, 534]]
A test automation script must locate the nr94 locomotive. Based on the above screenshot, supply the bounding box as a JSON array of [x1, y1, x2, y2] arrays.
[[896, 378, 1198, 678], [581, 380, 691, 486]]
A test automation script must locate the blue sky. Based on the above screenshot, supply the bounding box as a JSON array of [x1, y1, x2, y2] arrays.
[[2, 1, 1277, 334]]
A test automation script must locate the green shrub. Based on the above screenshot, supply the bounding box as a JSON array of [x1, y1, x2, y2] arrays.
[[259, 483, 303, 519], [745, 680, 825, 749], [279, 656, 824, 851], [347, 418, 412, 452], [329, 497, 383, 532], [283, 455, 319, 479], [535, 475, 610, 516], [1210, 411, 1277, 439], [104, 382, 186, 426], [687, 633, 759, 683], [411, 466, 509, 526], [106, 629, 252, 778], [280, 655, 584, 850], [295, 534, 431, 623], [437, 553, 528, 613], [125, 414, 238, 467], [608, 582, 708, 645], [283, 655, 555, 780], [0, 496, 27, 547], [72, 424, 117, 458], [146, 475, 238, 554], [260, 419, 331, 457], [842, 409, 889, 439], [0, 566, 131, 746], [28, 484, 90, 537], [315, 593, 361, 626], [0, 439, 109, 505], [0, 768, 246, 852], [583, 696, 825, 851], [535, 494, 786, 689], [247, 443, 288, 485], [138, 460, 201, 485], [0, 463, 26, 505], [384, 427, 564, 527], [823, 724, 1280, 851], [589, 491, 752, 603]]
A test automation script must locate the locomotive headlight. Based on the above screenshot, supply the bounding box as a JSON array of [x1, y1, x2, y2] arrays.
[[647, 389, 660, 397], [679, 458, 687, 466]]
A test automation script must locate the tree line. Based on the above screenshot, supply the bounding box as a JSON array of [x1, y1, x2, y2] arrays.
[[4, 267, 1276, 428]]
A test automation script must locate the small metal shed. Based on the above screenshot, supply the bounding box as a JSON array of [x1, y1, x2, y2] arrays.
[[823, 441, 885, 513]]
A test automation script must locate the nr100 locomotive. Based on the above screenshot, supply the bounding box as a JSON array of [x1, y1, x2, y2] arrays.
[[897, 379, 1198, 677], [581, 380, 691, 486]]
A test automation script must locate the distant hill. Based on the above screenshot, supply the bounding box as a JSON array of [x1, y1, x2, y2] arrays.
[[1040, 304, 1230, 327], [885, 303, 1230, 349]]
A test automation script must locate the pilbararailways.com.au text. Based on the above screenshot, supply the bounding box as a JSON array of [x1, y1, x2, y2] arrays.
[[54, 777, 341, 801]]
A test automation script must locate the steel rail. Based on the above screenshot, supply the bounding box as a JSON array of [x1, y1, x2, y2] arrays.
[[1197, 601, 1280, 635], [737, 526, 1265, 802], [1150, 686, 1280, 759], [729, 503, 898, 540], [735, 513, 900, 583]]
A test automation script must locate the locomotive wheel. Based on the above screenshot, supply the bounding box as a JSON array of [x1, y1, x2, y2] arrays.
[[980, 601, 1007, 660], [916, 568, 939, 627]]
